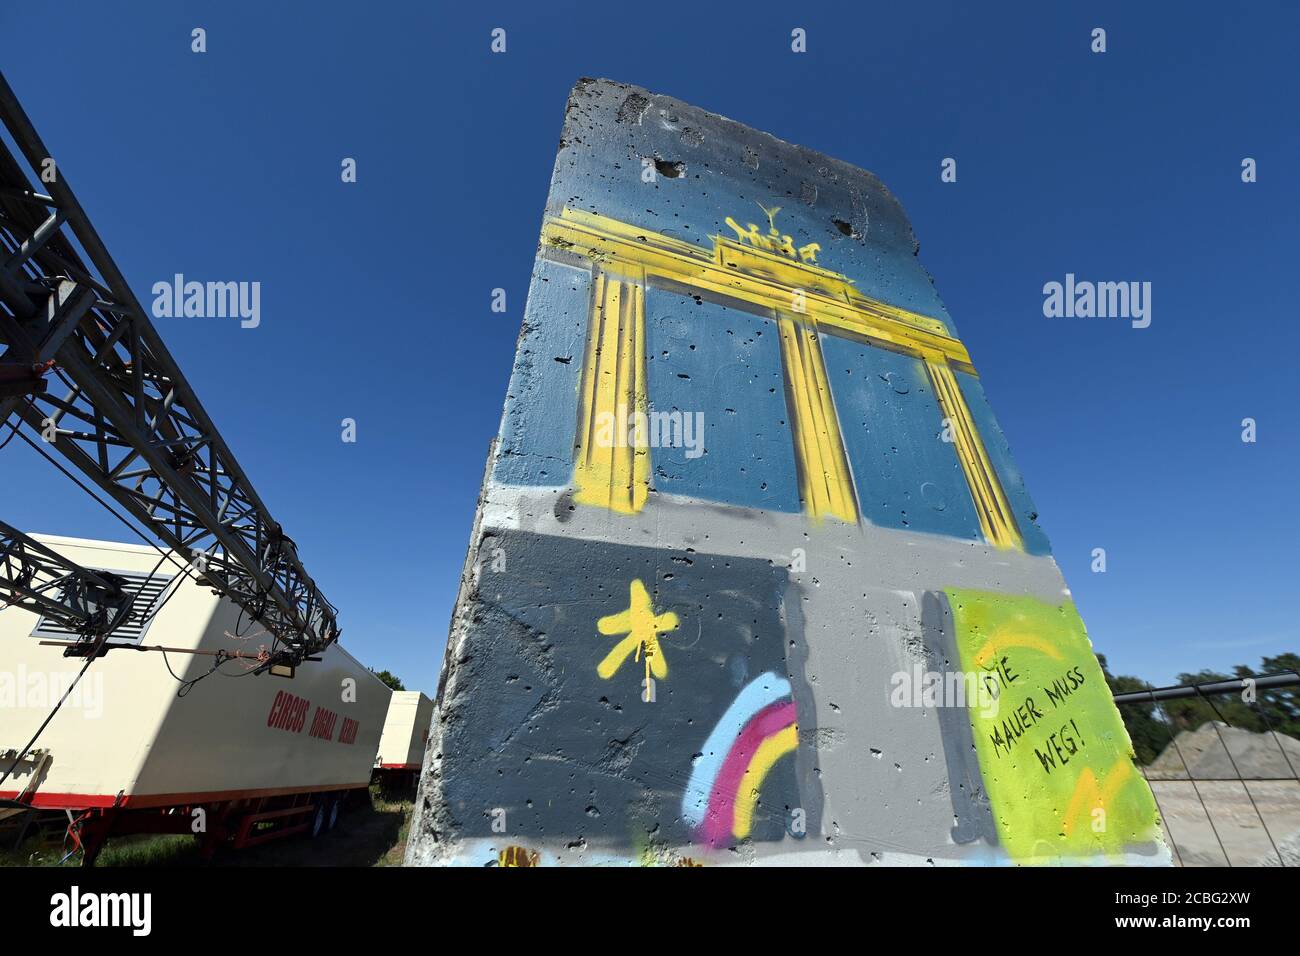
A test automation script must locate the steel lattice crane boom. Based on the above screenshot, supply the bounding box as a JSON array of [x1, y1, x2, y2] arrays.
[[0, 520, 135, 640], [0, 71, 338, 666]]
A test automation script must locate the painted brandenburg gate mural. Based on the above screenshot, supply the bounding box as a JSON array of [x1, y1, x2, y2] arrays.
[[406, 79, 1168, 867]]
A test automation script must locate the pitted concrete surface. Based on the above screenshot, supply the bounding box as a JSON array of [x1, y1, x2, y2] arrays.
[[407, 79, 1168, 867]]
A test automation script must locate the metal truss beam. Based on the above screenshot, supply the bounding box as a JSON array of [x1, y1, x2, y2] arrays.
[[0, 520, 134, 640], [0, 71, 338, 664]]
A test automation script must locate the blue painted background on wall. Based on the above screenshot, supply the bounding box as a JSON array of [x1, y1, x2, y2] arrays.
[[823, 336, 983, 541], [957, 372, 1052, 555], [492, 260, 588, 486], [549, 85, 954, 332], [490, 84, 1057, 558], [645, 295, 801, 513]]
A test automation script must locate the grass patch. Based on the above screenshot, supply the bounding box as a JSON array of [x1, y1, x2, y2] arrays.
[[0, 784, 415, 867]]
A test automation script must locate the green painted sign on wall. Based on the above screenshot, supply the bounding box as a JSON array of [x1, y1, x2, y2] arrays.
[[946, 588, 1163, 862]]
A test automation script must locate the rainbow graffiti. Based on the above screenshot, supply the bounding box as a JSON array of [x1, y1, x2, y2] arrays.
[[682, 672, 799, 846]]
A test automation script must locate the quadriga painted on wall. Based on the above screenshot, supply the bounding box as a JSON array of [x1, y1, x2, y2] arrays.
[[406, 79, 1168, 867]]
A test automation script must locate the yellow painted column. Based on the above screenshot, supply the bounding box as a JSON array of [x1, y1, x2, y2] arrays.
[[776, 314, 858, 523], [573, 270, 650, 514], [925, 358, 1023, 549]]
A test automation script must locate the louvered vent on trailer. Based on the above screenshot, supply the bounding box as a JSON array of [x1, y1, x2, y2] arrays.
[[30, 570, 175, 644]]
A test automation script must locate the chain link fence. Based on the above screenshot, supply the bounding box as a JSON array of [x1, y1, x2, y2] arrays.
[[1113, 674, 1300, 866]]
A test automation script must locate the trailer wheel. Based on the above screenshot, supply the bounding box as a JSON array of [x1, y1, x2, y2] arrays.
[[326, 797, 341, 831], [310, 801, 327, 839]]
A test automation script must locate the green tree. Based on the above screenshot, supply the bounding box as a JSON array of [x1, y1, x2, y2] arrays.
[[1098, 652, 1300, 765], [371, 669, 405, 691], [1160, 668, 1264, 735], [1242, 653, 1300, 739], [1098, 654, 1168, 765]]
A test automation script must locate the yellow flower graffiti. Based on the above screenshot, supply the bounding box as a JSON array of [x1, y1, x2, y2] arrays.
[[596, 578, 679, 682]]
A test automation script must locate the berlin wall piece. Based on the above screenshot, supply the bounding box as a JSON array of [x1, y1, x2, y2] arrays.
[[406, 78, 1169, 867]]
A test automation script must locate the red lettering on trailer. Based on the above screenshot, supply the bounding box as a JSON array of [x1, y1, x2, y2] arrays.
[[270, 696, 354, 743], [267, 690, 285, 727], [309, 706, 338, 741], [339, 717, 359, 745], [268, 692, 310, 734]]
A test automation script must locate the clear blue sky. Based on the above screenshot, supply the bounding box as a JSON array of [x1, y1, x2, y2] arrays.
[[2, 1, 1296, 693]]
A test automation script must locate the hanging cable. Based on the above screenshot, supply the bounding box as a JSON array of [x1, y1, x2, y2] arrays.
[[0, 425, 207, 763], [158, 647, 243, 697], [13, 414, 287, 662], [10, 425, 196, 580], [0, 407, 23, 449], [0, 635, 101, 789]]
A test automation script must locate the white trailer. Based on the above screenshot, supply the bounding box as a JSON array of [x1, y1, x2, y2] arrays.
[[375, 691, 433, 776], [0, 534, 391, 862]]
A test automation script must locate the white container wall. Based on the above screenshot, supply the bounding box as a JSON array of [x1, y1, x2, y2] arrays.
[[0, 535, 391, 809], [376, 691, 433, 770]]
